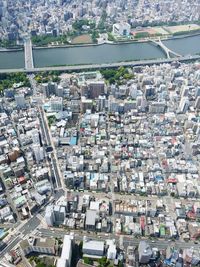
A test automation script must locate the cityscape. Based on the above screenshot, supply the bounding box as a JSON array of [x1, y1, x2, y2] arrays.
[[0, 1, 200, 267]]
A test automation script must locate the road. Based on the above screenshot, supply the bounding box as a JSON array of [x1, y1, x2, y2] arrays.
[[0, 189, 64, 258], [38, 227, 200, 250], [0, 55, 199, 74], [38, 106, 63, 189], [24, 38, 34, 70]]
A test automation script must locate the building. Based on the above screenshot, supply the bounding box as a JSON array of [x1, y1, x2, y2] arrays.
[[56, 85, 64, 97], [195, 96, 200, 109], [179, 97, 189, 113], [88, 81, 105, 99], [57, 234, 74, 267], [15, 94, 26, 108], [32, 144, 44, 163], [50, 96, 63, 112], [107, 240, 117, 260], [112, 22, 131, 36], [31, 129, 40, 144], [45, 205, 55, 226], [149, 102, 166, 113], [138, 241, 152, 264], [20, 237, 57, 256], [83, 238, 104, 258], [81, 97, 93, 113], [85, 210, 97, 231], [53, 205, 66, 225]]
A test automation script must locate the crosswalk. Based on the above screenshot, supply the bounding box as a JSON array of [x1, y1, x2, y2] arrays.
[[36, 214, 47, 227]]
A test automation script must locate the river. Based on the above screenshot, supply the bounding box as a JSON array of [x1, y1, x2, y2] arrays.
[[0, 34, 200, 69]]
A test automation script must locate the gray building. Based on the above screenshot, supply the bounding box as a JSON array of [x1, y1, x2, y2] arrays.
[[138, 241, 152, 264]]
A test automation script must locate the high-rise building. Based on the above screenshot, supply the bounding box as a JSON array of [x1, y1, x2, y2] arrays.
[[32, 144, 44, 163], [45, 205, 55, 226], [195, 87, 200, 99], [88, 81, 105, 99], [138, 241, 152, 264], [56, 85, 64, 97], [179, 97, 189, 113], [57, 234, 74, 267], [53, 205, 66, 225], [195, 96, 200, 109], [31, 129, 40, 144], [50, 96, 63, 112], [15, 93, 26, 108]]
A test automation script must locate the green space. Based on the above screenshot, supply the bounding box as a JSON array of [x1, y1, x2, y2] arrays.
[[35, 71, 61, 84], [47, 115, 56, 126], [0, 39, 21, 48], [107, 32, 116, 42], [101, 67, 134, 84], [72, 19, 96, 32], [0, 73, 30, 92], [32, 35, 69, 46], [83, 256, 123, 267], [29, 256, 55, 267]]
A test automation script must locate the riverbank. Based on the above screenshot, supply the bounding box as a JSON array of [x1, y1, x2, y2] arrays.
[[32, 31, 200, 50], [0, 55, 200, 74], [0, 47, 23, 52]]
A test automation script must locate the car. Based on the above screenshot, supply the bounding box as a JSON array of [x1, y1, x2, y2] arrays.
[[194, 241, 198, 244], [151, 240, 155, 243]]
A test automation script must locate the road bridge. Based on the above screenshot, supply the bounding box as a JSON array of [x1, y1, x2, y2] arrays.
[[151, 37, 181, 59], [24, 37, 34, 69]]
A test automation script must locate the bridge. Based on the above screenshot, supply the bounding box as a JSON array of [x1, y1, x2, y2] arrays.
[[0, 55, 199, 74], [151, 37, 181, 59], [24, 37, 34, 69]]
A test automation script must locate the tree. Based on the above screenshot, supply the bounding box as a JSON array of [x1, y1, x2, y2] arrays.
[[83, 257, 93, 265]]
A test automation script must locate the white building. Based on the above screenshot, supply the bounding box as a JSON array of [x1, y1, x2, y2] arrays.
[[112, 22, 131, 36], [83, 238, 104, 258], [15, 93, 26, 108], [31, 129, 40, 144], [179, 97, 189, 113], [56, 234, 74, 267], [32, 144, 44, 162], [106, 240, 117, 260], [45, 205, 55, 226]]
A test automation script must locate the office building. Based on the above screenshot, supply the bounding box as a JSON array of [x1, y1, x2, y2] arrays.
[[179, 97, 189, 113], [50, 96, 63, 112], [56, 85, 64, 97], [32, 144, 44, 163], [53, 205, 66, 225], [88, 81, 105, 99], [83, 238, 104, 258], [31, 129, 40, 144], [112, 22, 131, 36], [15, 94, 26, 108], [138, 241, 152, 264], [20, 237, 56, 256], [57, 234, 74, 267], [45, 205, 55, 226], [195, 96, 200, 109]]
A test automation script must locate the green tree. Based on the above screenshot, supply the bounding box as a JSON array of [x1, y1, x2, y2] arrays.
[[83, 257, 93, 265]]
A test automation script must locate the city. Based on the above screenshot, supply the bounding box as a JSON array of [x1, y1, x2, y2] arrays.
[[1, 0, 200, 267], [0, 61, 200, 267]]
